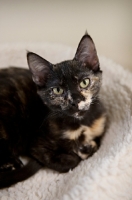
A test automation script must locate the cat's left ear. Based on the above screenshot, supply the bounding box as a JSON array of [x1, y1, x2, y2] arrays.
[[74, 33, 99, 72], [27, 52, 52, 86]]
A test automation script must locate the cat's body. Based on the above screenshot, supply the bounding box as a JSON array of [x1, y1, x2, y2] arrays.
[[0, 33, 106, 188]]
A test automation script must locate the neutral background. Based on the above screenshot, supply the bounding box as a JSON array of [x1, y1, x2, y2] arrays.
[[0, 0, 132, 71]]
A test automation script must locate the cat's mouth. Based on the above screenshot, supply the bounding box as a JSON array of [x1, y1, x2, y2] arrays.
[[61, 103, 90, 119], [62, 107, 86, 119]]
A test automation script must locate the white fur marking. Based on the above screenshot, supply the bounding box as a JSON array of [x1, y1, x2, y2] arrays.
[[78, 91, 92, 110]]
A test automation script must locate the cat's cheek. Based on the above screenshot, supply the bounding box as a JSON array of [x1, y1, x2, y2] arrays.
[[50, 97, 67, 109], [78, 98, 92, 110], [61, 105, 69, 111], [78, 101, 90, 110]]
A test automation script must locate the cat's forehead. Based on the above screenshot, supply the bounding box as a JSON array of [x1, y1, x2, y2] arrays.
[[53, 60, 92, 79]]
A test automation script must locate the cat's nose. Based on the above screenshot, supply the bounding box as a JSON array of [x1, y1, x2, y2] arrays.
[[69, 93, 85, 108], [70, 99, 80, 108]]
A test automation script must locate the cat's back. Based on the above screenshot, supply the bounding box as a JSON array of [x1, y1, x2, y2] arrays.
[[0, 67, 46, 146], [0, 67, 39, 119], [0, 67, 33, 92], [0, 67, 36, 101]]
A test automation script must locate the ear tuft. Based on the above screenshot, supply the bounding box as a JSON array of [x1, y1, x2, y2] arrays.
[[74, 33, 99, 72], [27, 52, 52, 86], [85, 30, 88, 35]]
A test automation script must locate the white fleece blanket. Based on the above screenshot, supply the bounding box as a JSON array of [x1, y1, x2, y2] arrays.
[[0, 44, 132, 200]]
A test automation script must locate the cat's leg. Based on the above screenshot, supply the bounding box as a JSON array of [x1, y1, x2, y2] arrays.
[[0, 139, 23, 172], [47, 152, 81, 172], [31, 146, 81, 173], [77, 115, 106, 159]]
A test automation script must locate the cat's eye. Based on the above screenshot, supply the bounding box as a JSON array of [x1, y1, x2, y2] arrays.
[[80, 78, 90, 88], [53, 87, 64, 95]]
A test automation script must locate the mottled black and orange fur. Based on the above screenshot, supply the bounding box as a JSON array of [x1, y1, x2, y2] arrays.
[[0, 33, 106, 188]]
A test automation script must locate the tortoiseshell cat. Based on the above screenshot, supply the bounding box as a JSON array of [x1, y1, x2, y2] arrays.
[[0, 33, 106, 188]]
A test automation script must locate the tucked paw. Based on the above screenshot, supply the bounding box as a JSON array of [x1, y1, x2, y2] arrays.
[[0, 163, 16, 172], [78, 141, 98, 160], [79, 141, 97, 154], [0, 157, 23, 172]]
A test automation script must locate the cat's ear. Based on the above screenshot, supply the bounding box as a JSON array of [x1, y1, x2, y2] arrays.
[[27, 52, 52, 86], [74, 33, 99, 72]]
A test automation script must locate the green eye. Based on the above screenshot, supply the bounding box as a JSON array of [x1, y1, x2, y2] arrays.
[[80, 78, 90, 88], [53, 87, 63, 95]]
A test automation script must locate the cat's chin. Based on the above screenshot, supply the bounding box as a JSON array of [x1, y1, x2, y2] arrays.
[[72, 111, 86, 120]]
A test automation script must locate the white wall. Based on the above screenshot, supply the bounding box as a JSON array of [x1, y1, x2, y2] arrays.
[[0, 0, 132, 70]]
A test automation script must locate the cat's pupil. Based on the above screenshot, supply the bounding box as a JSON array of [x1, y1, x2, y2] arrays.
[[57, 88, 60, 92], [83, 80, 86, 85]]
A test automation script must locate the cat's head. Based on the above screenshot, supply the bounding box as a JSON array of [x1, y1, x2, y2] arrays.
[[27, 33, 102, 119]]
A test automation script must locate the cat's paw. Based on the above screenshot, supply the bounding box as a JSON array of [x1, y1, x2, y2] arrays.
[[0, 163, 16, 172], [78, 141, 97, 160], [51, 153, 81, 173], [0, 157, 23, 172]]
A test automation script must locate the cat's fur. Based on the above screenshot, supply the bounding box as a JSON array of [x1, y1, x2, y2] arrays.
[[0, 33, 106, 188]]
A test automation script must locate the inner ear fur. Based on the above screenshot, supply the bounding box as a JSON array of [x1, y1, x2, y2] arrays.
[[27, 52, 52, 86], [74, 33, 100, 72]]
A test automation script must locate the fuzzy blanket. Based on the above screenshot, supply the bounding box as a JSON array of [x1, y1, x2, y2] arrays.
[[0, 43, 132, 200]]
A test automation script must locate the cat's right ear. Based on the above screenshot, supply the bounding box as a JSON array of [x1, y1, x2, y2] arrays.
[[27, 52, 52, 86]]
